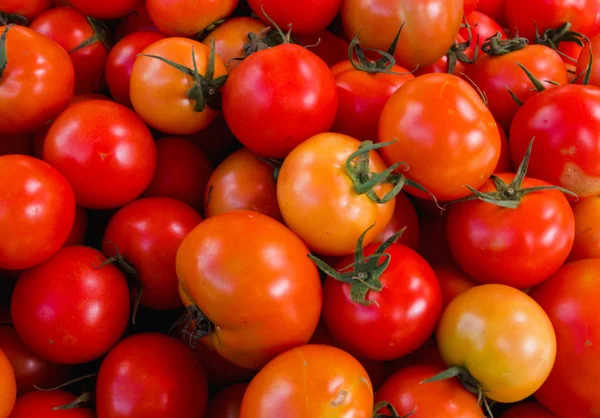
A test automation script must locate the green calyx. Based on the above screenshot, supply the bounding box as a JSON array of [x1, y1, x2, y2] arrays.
[[0, 24, 12, 81], [0, 12, 28, 26], [69, 17, 110, 53], [140, 39, 228, 112], [535, 22, 589, 62], [506, 61, 563, 106], [170, 304, 215, 349], [572, 46, 594, 85], [196, 18, 227, 42], [372, 401, 415, 418], [481, 32, 528, 56], [446, 18, 479, 75]]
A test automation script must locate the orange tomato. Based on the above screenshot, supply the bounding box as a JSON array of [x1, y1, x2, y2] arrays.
[[570, 196, 600, 260], [0, 348, 16, 418]]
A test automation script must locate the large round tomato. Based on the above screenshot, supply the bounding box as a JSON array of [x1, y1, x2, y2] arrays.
[[0, 25, 74, 135], [570, 196, 600, 260], [43, 100, 157, 209], [437, 284, 556, 403], [576, 32, 600, 87], [131, 37, 228, 135], [378, 73, 501, 202], [222, 44, 338, 159], [68, 0, 142, 19], [0, 155, 75, 271], [248, 0, 342, 35], [501, 401, 559, 418], [176, 210, 322, 369], [341, 0, 464, 69], [205, 383, 247, 418], [0, 348, 15, 418], [433, 265, 478, 309], [0, 0, 52, 20], [459, 11, 507, 55], [96, 333, 208, 418], [11, 246, 130, 365], [530, 259, 600, 417], [240, 345, 373, 418], [8, 391, 95, 418], [372, 192, 420, 250]]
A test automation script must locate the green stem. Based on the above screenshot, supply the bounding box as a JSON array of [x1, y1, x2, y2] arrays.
[[481, 32, 528, 56], [0, 24, 12, 81], [69, 17, 110, 53]]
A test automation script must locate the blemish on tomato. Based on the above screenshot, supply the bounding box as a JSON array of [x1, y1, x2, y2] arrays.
[[559, 162, 600, 198], [330, 389, 348, 407]]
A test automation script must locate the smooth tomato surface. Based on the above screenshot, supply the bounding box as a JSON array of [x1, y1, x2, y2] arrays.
[[8, 391, 95, 418], [433, 265, 478, 309], [68, 0, 142, 19], [0, 348, 15, 418], [248, 0, 342, 35], [0, 0, 52, 19], [570, 196, 600, 260]]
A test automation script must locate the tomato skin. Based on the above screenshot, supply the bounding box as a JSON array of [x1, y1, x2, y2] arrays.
[[0, 155, 75, 271], [378, 73, 501, 202], [501, 401, 559, 418], [277, 133, 395, 256], [63, 206, 87, 247], [576, 33, 600, 87], [0, 348, 16, 418], [96, 333, 208, 418], [176, 210, 322, 369], [113, 3, 159, 40], [437, 284, 556, 403], [105, 31, 166, 107], [433, 265, 478, 309], [103, 198, 203, 310], [222, 44, 338, 159], [294, 31, 350, 67], [43, 100, 157, 210], [459, 11, 507, 55], [509, 85, 600, 198], [248, 0, 342, 35], [240, 345, 373, 418], [530, 259, 600, 417], [464, 0, 480, 15], [8, 391, 95, 418], [143, 137, 213, 212], [342, 0, 464, 69], [0, 0, 52, 20], [375, 365, 483, 418], [0, 25, 74, 135], [205, 384, 248, 418], [68, 0, 142, 19], [570, 196, 600, 260], [372, 192, 420, 250], [476, 0, 506, 25], [11, 246, 130, 365]]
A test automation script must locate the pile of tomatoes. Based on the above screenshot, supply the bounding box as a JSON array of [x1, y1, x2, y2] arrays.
[[2, 0, 600, 417]]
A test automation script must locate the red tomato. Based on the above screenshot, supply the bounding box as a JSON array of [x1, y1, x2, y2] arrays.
[[0, 25, 74, 135], [8, 390, 94, 418], [0, 0, 52, 20], [103, 197, 203, 310], [43, 100, 157, 209], [113, 2, 159, 40], [459, 11, 507, 55], [501, 401, 559, 418], [372, 192, 420, 250], [433, 265, 478, 309], [576, 33, 600, 87], [68, 0, 142, 19], [96, 333, 208, 418], [63, 206, 87, 247], [143, 138, 213, 212], [105, 31, 166, 107], [476, 0, 506, 25], [530, 259, 600, 417], [570, 196, 600, 260], [248, 0, 342, 35], [0, 155, 75, 271], [295, 31, 350, 67], [223, 43, 338, 158], [0, 348, 16, 418], [495, 126, 514, 173], [11, 246, 130, 365], [464, 0, 480, 15], [0, 133, 33, 157], [205, 384, 247, 418]]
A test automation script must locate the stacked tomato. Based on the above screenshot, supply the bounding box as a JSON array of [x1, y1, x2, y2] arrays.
[[1, 0, 600, 417]]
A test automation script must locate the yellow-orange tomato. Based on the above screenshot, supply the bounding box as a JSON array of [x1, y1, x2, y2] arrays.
[[277, 133, 395, 256], [130, 37, 228, 135], [0, 348, 16, 418], [240, 345, 373, 418], [570, 196, 600, 261], [437, 284, 556, 403]]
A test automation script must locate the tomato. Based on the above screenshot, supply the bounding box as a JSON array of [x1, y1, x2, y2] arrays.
[[68, 0, 142, 19], [103, 197, 202, 310], [459, 11, 507, 55], [530, 259, 600, 417], [294, 31, 350, 67], [375, 365, 483, 418], [378, 73, 501, 202], [240, 345, 373, 418], [0, 0, 52, 20], [495, 126, 513, 173], [176, 210, 322, 369], [501, 401, 559, 418], [11, 246, 130, 365], [113, 2, 159, 40], [8, 391, 94, 418], [342, 0, 464, 69], [222, 43, 338, 159], [0, 25, 74, 135], [43, 100, 157, 209], [146, 0, 238, 37], [576, 33, 600, 87], [96, 333, 208, 418], [0, 155, 75, 271], [131, 37, 228, 135], [477, 0, 506, 25], [570, 196, 600, 260], [277, 133, 396, 256], [0, 348, 16, 418], [0, 326, 71, 394], [63, 206, 87, 247], [248, 0, 342, 35], [106, 31, 166, 107], [143, 137, 213, 212], [372, 192, 420, 250], [509, 84, 600, 198], [204, 148, 281, 221], [437, 284, 556, 403], [464, 0, 480, 15], [0, 133, 33, 157], [415, 32, 476, 76], [433, 265, 478, 309], [205, 383, 247, 418]]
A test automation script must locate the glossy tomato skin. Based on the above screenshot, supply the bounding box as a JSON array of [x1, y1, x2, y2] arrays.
[[501, 401, 559, 418], [294, 31, 350, 67], [530, 259, 600, 417], [341, 0, 464, 69], [43, 100, 157, 209], [63, 206, 88, 247], [277, 133, 395, 256], [11, 246, 130, 365], [176, 210, 322, 369], [0, 25, 74, 135], [375, 365, 483, 418], [0, 0, 52, 20], [459, 11, 507, 54], [570, 196, 600, 260], [248, 0, 342, 35], [69, 0, 142, 19], [96, 333, 208, 418], [105, 31, 166, 107], [222, 44, 338, 159], [331, 60, 414, 142], [103, 198, 202, 310], [0, 348, 16, 418], [8, 391, 95, 418], [378, 73, 501, 202], [433, 265, 478, 309], [0, 155, 75, 271], [240, 345, 373, 418], [205, 384, 248, 418], [464, 0, 480, 15], [437, 284, 556, 403], [131, 38, 228, 135], [372, 192, 420, 250], [509, 85, 600, 198], [576, 33, 600, 87]]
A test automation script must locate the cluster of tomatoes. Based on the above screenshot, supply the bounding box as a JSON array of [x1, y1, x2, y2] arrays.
[[2, 0, 600, 417]]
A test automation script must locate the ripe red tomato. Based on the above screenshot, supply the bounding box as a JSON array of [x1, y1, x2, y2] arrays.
[[576, 33, 600, 87], [433, 265, 478, 309], [0, 25, 74, 135], [0, 155, 75, 271], [0, 133, 33, 157], [96, 333, 208, 418], [378, 73, 501, 202], [8, 390, 94, 418], [530, 259, 600, 417], [372, 192, 420, 250], [464, 0, 480, 15], [205, 383, 247, 418], [63, 206, 87, 247], [240, 345, 373, 418], [0, 0, 52, 20], [0, 348, 16, 418], [11, 246, 130, 365], [570, 196, 600, 260], [294, 31, 350, 67], [143, 137, 213, 212], [43, 100, 157, 209], [459, 11, 507, 55], [113, 2, 159, 40], [477, 0, 506, 25], [501, 401, 559, 418], [68, 0, 142, 19], [248, 0, 342, 35]]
